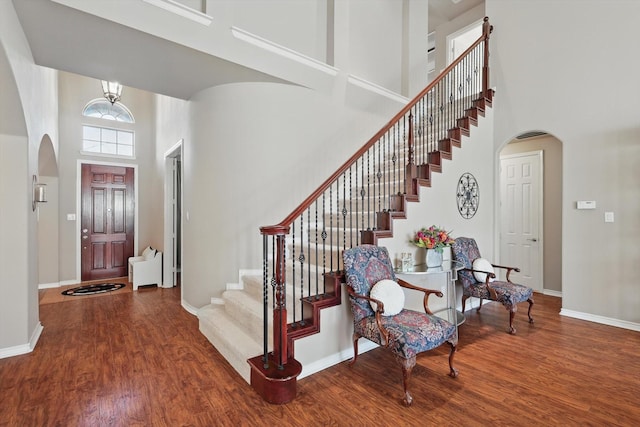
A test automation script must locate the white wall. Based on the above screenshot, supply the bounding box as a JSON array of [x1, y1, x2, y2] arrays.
[[162, 0, 429, 308], [183, 81, 395, 306], [210, 0, 328, 63], [347, 0, 403, 92], [0, 1, 58, 353], [37, 176, 59, 286], [487, 0, 640, 324], [0, 134, 30, 351]]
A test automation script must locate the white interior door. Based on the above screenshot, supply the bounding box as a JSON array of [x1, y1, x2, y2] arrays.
[[163, 141, 183, 289], [446, 20, 483, 100], [171, 157, 179, 287], [500, 151, 543, 292], [447, 21, 482, 64]]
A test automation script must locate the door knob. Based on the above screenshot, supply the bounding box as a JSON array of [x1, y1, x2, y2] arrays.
[[527, 238, 538, 242]]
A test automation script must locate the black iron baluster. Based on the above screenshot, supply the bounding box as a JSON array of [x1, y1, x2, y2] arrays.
[[298, 214, 305, 326], [314, 199, 319, 298], [349, 166, 358, 247], [342, 172, 347, 254], [329, 185, 333, 273], [376, 140, 380, 217], [262, 235, 270, 368], [291, 221, 296, 325], [306, 207, 311, 301]]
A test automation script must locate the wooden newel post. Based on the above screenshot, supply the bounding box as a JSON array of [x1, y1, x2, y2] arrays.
[[273, 234, 288, 367], [250, 225, 301, 404], [482, 16, 493, 100]]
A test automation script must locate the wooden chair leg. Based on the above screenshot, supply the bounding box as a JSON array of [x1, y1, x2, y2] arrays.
[[400, 356, 416, 406], [447, 341, 459, 378], [508, 308, 517, 334], [461, 295, 469, 313], [349, 333, 360, 365], [527, 298, 534, 323], [477, 298, 484, 312]]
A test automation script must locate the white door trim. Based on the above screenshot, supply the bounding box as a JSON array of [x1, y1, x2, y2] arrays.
[[163, 140, 184, 295]]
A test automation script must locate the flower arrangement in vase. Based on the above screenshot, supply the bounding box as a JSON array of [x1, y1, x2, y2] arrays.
[[411, 225, 455, 267]]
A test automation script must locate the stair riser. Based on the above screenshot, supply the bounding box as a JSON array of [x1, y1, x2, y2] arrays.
[[223, 293, 270, 343], [223, 292, 298, 344], [198, 305, 268, 384]]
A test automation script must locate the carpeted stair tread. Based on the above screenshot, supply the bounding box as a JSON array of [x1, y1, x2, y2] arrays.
[[197, 304, 263, 383], [222, 290, 272, 342]]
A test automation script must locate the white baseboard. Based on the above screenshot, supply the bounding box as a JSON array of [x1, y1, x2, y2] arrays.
[[299, 340, 378, 380], [181, 300, 199, 316], [0, 322, 43, 359], [38, 279, 78, 289], [463, 297, 482, 311], [38, 282, 60, 289], [560, 309, 640, 332], [543, 289, 562, 297]]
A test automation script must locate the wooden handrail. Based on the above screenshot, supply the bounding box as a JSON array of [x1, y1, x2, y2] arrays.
[[261, 17, 492, 236], [251, 18, 494, 403]]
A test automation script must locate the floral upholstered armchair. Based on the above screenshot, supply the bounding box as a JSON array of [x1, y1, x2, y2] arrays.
[[451, 237, 534, 334], [342, 245, 458, 406]]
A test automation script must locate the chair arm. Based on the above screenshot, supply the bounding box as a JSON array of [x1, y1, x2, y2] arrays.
[[346, 286, 391, 345], [461, 268, 499, 300], [397, 278, 442, 315], [129, 256, 145, 264], [491, 264, 520, 282]]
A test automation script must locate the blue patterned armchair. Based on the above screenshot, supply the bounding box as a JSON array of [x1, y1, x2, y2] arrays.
[[451, 237, 534, 334], [342, 245, 458, 406]]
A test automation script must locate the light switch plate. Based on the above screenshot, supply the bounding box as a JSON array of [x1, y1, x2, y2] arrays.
[[604, 212, 614, 223]]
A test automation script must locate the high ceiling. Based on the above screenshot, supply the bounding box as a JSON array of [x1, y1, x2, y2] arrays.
[[429, 0, 484, 29], [12, 0, 484, 100]]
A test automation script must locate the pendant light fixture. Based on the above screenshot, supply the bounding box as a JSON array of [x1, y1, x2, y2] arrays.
[[101, 80, 123, 105]]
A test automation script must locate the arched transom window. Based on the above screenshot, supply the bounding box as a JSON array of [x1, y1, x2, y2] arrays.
[[82, 99, 135, 123], [82, 99, 135, 158]]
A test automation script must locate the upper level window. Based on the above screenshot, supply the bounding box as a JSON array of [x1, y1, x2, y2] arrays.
[[82, 99, 135, 123], [82, 125, 134, 157], [82, 98, 135, 158]]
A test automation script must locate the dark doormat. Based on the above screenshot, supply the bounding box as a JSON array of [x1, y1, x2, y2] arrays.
[[62, 283, 126, 296]]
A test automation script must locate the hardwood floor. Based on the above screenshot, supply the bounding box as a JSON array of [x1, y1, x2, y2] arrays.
[[1, 287, 639, 426]]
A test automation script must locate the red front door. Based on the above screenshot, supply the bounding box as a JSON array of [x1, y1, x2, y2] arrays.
[[81, 164, 135, 281]]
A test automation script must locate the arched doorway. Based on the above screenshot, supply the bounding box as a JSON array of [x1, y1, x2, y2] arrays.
[[499, 131, 563, 296], [37, 135, 59, 287]]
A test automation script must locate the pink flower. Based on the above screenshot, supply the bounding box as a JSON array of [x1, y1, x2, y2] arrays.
[[411, 225, 455, 250]]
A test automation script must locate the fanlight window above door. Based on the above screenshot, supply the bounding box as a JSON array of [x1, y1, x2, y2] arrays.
[[82, 99, 135, 123]]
